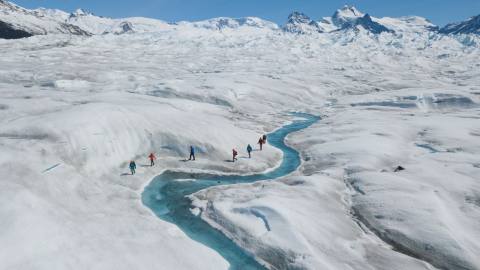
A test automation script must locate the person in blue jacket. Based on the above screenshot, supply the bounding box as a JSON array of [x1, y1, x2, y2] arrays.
[[189, 145, 195, 161], [247, 144, 253, 158], [129, 160, 137, 175]]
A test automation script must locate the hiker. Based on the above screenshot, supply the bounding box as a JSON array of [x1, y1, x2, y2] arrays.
[[189, 145, 195, 161], [129, 160, 137, 175], [247, 144, 253, 158], [258, 137, 264, 151], [232, 149, 238, 162], [148, 152, 156, 166], [262, 134, 267, 143]]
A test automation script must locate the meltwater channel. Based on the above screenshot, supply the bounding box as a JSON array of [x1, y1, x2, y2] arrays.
[[142, 113, 319, 269]]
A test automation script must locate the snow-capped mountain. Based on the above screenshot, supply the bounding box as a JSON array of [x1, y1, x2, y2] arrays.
[[1, 0, 480, 39], [283, 12, 323, 34], [70, 8, 90, 17], [440, 14, 480, 34], [64, 9, 118, 34], [0, 0, 89, 38], [375, 16, 437, 34], [181, 17, 279, 31], [316, 6, 394, 34], [285, 6, 394, 35], [331, 5, 364, 28], [0, 0, 278, 38], [103, 21, 134, 35], [0, 1, 166, 37], [351, 14, 394, 34]]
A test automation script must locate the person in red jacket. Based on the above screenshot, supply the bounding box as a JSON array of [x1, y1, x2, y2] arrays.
[[258, 137, 264, 151], [232, 149, 238, 162], [148, 152, 156, 166]]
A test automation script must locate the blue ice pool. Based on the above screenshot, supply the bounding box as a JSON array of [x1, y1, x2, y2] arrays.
[[142, 113, 319, 269]]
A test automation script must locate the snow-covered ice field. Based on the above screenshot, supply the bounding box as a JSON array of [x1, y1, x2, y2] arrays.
[[1, 14, 480, 270]]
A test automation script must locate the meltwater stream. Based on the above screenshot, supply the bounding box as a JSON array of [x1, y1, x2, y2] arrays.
[[142, 113, 319, 269]]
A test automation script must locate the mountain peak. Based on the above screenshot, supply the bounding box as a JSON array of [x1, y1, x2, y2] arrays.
[[284, 11, 322, 34], [339, 5, 363, 17], [72, 8, 91, 17], [440, 14, 480, 35], [334, 6, 363, 19], [283, 7, 395, 35], [332, 5, 364, 28], [287, 11, 312, 24]]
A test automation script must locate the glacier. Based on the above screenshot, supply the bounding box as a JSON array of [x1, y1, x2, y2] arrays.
[[0, 1, 480, 270]]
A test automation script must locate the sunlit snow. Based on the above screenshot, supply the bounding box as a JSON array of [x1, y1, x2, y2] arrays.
[[1, 1, 480, 270]]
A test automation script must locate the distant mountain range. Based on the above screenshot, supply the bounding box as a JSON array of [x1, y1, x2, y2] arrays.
[[284, 6, 394, 34], [440, 14, 480, 35], [0, 0, 479, 39]]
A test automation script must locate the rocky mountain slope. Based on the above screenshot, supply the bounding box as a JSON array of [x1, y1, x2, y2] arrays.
[[440, 14, 480, 34]]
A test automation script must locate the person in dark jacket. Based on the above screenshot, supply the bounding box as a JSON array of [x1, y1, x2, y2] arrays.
[[247, 144, 253, 158], [262, 134, 267, 143], [232, 149, 238, 162], [258, 137, 264, 151], [129, 160, 137, 175], [189, 146, 195, 161]]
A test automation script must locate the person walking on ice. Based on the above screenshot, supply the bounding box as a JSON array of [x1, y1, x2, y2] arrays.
[[258, 137, 265, 151], [189, 145, 195, 161], [129, 160, 137, 175], [232, 149, 238, 162], [148, 152, 156, 166], [262, 134, 267, 143], [247, 144, 253, 158]]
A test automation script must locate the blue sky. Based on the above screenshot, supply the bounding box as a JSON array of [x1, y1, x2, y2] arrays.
[[12, 0, 480, 26]]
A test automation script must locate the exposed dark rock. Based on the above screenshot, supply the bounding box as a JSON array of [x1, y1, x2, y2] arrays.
[[0, 20, 32, 39]]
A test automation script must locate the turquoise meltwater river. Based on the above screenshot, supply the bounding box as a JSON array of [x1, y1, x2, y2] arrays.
[[142, 113, 319, 269]]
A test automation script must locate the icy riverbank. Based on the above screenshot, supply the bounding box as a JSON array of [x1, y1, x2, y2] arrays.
[[143, 113, 318, 270]]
